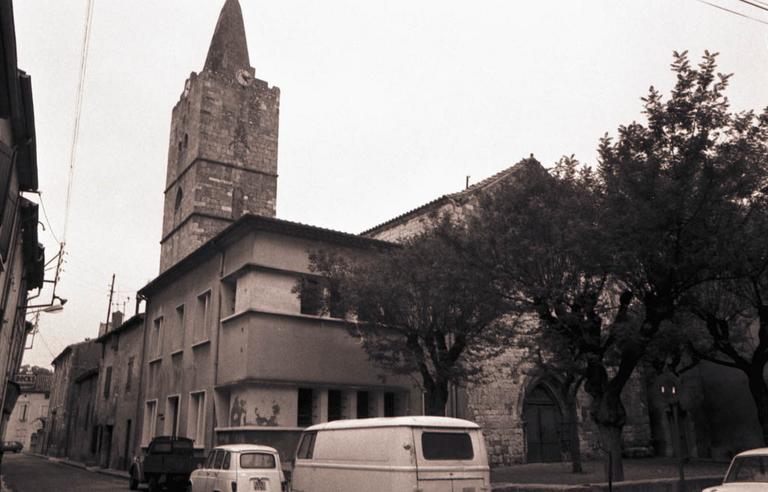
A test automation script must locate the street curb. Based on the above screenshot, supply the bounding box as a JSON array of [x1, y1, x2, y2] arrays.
[[35, 454, 128, 480]]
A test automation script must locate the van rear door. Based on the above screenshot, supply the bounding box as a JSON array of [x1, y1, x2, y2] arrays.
[[415, 428, 489, 492]]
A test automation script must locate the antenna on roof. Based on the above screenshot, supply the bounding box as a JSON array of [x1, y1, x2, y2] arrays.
[[465, 176, 470, 190]]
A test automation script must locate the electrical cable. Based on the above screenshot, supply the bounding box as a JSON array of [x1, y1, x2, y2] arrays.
[[736, 0, 768, 13], [695, 0, 768, 25], [62, 0, 95, 244], [35, 192, 60, 244]]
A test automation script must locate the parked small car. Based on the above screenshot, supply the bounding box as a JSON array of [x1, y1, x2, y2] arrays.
[[291, 416, 491, 492], [189, 444, 286, 492], [703, 447, 768, 492], [1, 441, 22, 453]]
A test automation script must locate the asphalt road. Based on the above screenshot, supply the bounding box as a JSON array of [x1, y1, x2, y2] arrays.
[[1, 453, 130, 491]]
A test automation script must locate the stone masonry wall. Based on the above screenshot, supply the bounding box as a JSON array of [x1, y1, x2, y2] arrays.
[[160, 68, 279, 272]]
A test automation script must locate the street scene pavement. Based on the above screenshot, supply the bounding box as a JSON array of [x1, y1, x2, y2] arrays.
[[1, 454, 128, 492]]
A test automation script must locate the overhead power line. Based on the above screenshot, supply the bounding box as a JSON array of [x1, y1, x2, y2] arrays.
[[62, 0, 96, 244], [736, 0, 768, 13], [695, 0, 768, 25]]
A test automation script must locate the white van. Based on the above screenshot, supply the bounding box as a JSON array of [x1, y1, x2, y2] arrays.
[[290, 416, 490, 492]]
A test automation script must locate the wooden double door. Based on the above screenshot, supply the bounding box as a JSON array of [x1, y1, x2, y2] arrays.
[[524, 385, 564, 463]]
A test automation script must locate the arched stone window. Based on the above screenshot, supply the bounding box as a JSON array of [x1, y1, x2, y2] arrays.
[[173, 188, 183, 224]]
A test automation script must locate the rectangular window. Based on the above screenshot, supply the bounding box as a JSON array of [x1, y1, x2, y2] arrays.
[[356, 391, 369, 419], [327, 390, 342, 422], [19, 402, 28, 422], [142, 400, 158, 445], [188, 391, 206, 447], [103, 366, 113, 399], [174, 305, 185, 351], [126, 357, 134, 392], [166, 395, 180, 437], [299, 278, 324, 315], [421, 432, 474, 460], [152, 317, 164, 358], [194, 291, 211, 342], [297, 388, 313, 427], [328, 284, 344, 318], [221, 281, 236, 318], [384, 392, 396, 417]]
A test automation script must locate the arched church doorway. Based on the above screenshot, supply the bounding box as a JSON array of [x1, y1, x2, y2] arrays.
[[524, 383, 564, 463]]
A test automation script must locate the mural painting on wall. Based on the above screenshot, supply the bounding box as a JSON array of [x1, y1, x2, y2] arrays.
[[230, 396, 280, 427]]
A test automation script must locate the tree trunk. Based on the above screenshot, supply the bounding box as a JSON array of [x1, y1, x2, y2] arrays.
[[591, 389, 627, 482], [597, 423, 624, 482], [567, 398, 583, 473], [424, 380, 449, 416], [747, 367, 768, 446]]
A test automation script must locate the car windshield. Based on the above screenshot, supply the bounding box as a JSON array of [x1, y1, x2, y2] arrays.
[[725, 456, 768, 483], [240, 452, 276, 469]]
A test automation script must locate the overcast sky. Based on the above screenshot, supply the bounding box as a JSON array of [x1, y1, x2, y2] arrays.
[[12, 0, 768, 368]]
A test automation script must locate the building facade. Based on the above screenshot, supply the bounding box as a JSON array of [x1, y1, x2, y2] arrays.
[[43, 340, 100, 460], [134, 0, 418, 465], [93, 312, 144, 470], [4, 372, 51, 452], [0, 0, 45, 458]]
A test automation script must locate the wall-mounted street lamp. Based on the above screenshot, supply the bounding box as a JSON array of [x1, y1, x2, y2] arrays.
[[27, 294, 67, 311]]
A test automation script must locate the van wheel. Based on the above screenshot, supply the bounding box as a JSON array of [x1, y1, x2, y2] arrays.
[[147, 477, 160, 492], [128, 468, 139, 490]]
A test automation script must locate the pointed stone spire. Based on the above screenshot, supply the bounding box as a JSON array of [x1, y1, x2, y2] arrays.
[[204, 0, 251, 74]]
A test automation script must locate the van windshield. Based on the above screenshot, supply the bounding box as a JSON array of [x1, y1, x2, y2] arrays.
[[240, 452, 276, 469], [421, 432, 474, 460]]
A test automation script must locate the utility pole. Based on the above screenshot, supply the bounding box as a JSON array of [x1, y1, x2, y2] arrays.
[[105, 274, 115, 331]]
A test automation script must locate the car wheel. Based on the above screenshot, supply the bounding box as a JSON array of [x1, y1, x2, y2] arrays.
[[128, 469, 139, 490]]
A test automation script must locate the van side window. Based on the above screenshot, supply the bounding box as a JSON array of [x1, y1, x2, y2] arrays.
[[296, 431, 317, 459], [205, 450, 216, 469], [213, 449, 225, 469], [222, 451, 231, 470], [421, 432, 474, 460]]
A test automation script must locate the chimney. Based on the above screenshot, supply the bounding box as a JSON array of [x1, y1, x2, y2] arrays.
[[111, 311, 124, 331]]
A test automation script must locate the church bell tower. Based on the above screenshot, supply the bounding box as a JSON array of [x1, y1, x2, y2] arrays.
[[159, 0, 279, 272]]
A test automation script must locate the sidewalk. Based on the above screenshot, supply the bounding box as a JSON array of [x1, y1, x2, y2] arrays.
[[27, 453, 129, 481], [490, 458, 728, 492]]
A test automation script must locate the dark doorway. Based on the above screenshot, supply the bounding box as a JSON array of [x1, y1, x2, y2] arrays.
[[103, 425, 113, 468], [524, 384, 563, 463], [123, 420, 132, 470]]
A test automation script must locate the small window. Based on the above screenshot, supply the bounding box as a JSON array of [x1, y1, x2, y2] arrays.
[[240, 453, 276, 469], [421, 432, 474, 460], [213, 449, 225, 469], [384, 392, 396, 417], [297, 388, 313, 427], [103, 367, 113, 399], [356, 391, 369, 418], [222, 451, 231, 470], [174, 188, 183, 212], [194, 291, 211, 342], [296, 432, 316, 460], [327, 390, 342, 421], [126, 357, 134, 392], [299, 278, 324, 315]]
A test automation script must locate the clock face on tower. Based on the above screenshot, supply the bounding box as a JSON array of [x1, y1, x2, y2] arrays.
[[236, 68, 253, 87]]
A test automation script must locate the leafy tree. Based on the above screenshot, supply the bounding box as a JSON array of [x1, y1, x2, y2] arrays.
[[459, 51, 763, 480], [307, 226, 515, 416], [684, 195, 768, 445]]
